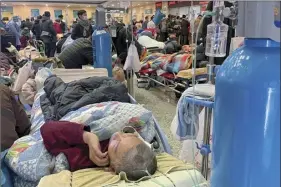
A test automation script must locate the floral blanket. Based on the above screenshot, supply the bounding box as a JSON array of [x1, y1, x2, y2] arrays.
[[140, 52, 193, 74], [5, 91, 156, 186]]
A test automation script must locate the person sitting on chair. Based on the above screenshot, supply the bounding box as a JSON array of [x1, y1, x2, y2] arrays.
[[41, 121, 157, 181]]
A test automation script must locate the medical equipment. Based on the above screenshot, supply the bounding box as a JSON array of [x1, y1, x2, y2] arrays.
[[212, 38, 280, 187], [93, 5, 112, 77], [205, 1, 229, 57]]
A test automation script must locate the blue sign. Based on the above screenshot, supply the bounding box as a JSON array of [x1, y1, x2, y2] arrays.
[[31, 9, 40, 17], [73, 10, 79, 19], [54, 10, 62, 19], [1, 6, 13, 12]]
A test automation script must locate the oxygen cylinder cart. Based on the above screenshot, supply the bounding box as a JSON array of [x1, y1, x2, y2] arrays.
[[93, 5, 112, 77], [211, 38, 280, 187], [93, 29, 112, 77]]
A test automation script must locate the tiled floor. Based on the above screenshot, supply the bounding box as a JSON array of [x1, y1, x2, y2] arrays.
[[134, 84, 182, 157]]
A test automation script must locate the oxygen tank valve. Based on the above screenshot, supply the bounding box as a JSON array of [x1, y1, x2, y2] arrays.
[[195, 142, 211, 156]]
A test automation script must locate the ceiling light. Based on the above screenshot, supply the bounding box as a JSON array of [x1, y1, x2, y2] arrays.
[[111, 4, 114, 7], [23, 4, 26, 6], [138, 4, 140, 6], [46, 4, 48, 7]]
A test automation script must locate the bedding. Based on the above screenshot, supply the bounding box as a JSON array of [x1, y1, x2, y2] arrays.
[[140, 52, 193, 75], [40, 76, 130, 121], [5, 95, 156, 186], [37, 153, 207, 187]]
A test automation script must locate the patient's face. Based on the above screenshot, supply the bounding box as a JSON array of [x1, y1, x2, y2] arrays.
[[108, 132, 142, 170]]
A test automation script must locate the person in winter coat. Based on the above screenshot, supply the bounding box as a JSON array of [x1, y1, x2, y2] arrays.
[[40, 11, 57, 57], [21, 18, 33, 31], [112, 23, 143, 66], [58, 15, 67, 34], [32, 19, 41, 40], [71, 10, 93, 40], [20, 27, 31, 48], [0, 84, 31, 151], [58, 37, 93, 69], [6, 16, 21, 50], [159, 18, 168, 42], [53, 19, 63, 34], [142, 16, 149, 29], [180, 15, 190, 45]]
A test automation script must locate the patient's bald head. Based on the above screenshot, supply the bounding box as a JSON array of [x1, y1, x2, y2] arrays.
[[108, 132, 157, 180]]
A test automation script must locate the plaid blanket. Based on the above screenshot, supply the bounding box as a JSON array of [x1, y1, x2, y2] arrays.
[[140, 52, 192, 74]]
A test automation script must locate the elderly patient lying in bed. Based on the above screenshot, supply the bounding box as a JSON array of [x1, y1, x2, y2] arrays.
[[41, 121, 157, 181]]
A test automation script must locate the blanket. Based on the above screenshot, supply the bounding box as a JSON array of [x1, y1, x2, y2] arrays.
[[40, 76, 130, 121], [37, 153, 195, 187], [140, 52, 192, 75], [5, 98, 155, 186], [171, 84, 215, 141]]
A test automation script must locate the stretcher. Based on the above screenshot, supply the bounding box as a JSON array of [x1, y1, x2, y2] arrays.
[[137, 67, 208, 98], [2, 68, 207, 187]]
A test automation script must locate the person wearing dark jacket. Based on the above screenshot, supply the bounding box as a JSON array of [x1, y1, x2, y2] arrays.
[[58, 15, 67, 33], [32, 19, 41, 40], [40, 11, 57, 57], [58, 37, 93, 69], [0, 84, 31, 151], [71, 10, 93, 40], [112, 23, 143, 66], [180, 15, 190, 45], [21, 18, 33, 31]]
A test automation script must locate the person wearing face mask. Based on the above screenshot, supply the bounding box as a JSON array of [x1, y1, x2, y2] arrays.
[[71, 10, 93, 40], [41, 121, 157, 181]]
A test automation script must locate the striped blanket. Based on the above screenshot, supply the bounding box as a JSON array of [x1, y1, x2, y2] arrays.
[[140, 52, 193, 75]]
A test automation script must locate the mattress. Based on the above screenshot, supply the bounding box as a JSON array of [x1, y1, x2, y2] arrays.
[[38, 153, 207, 187]]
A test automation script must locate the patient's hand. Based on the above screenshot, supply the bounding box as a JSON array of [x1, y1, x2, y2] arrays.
[[83, 132, 109, 166]]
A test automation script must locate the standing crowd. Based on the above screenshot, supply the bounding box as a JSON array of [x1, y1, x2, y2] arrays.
[[135, 14, 203, 46], [1, 10, 93, 58]]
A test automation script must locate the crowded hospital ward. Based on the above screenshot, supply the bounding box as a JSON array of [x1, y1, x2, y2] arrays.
[[0, 1, 280, 187]]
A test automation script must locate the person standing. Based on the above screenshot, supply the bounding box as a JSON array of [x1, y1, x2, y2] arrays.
[[40, 11, 57, 57], [180, 15, 190, 45], [58, 15, 67, 34], [71, 10, 93, 40], [159, 18, 168, 42], [21, 18, 33, 31], [32, 19, 41, 40], [142, 16, 149, 29], [6, 16, 21, 50]]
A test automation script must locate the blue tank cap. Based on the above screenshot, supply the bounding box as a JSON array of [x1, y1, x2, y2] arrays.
[[244, 38, 280, 48]]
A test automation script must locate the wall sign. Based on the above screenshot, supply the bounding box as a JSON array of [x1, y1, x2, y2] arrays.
[[31, 9, 40, 17], [1, 6, 13, 13], [144, 9, 153, 14], [73, 10, 79, 19], [54, 10, 62, 19]]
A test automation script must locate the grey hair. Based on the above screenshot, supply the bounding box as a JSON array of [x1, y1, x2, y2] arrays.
[[115, 142, 157, 181]]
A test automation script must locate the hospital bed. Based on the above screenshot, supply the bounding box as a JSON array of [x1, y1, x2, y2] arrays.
[[5, 67, 208, 187], [48, 68, 208, 187]]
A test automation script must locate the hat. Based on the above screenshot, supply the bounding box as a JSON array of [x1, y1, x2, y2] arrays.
[[44, 11, 51, 17]]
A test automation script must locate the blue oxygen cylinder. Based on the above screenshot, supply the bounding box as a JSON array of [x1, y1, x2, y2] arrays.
[[153, 9, 165, 26], [211, 38, 280, 187], [93, 29, 112, 77]]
